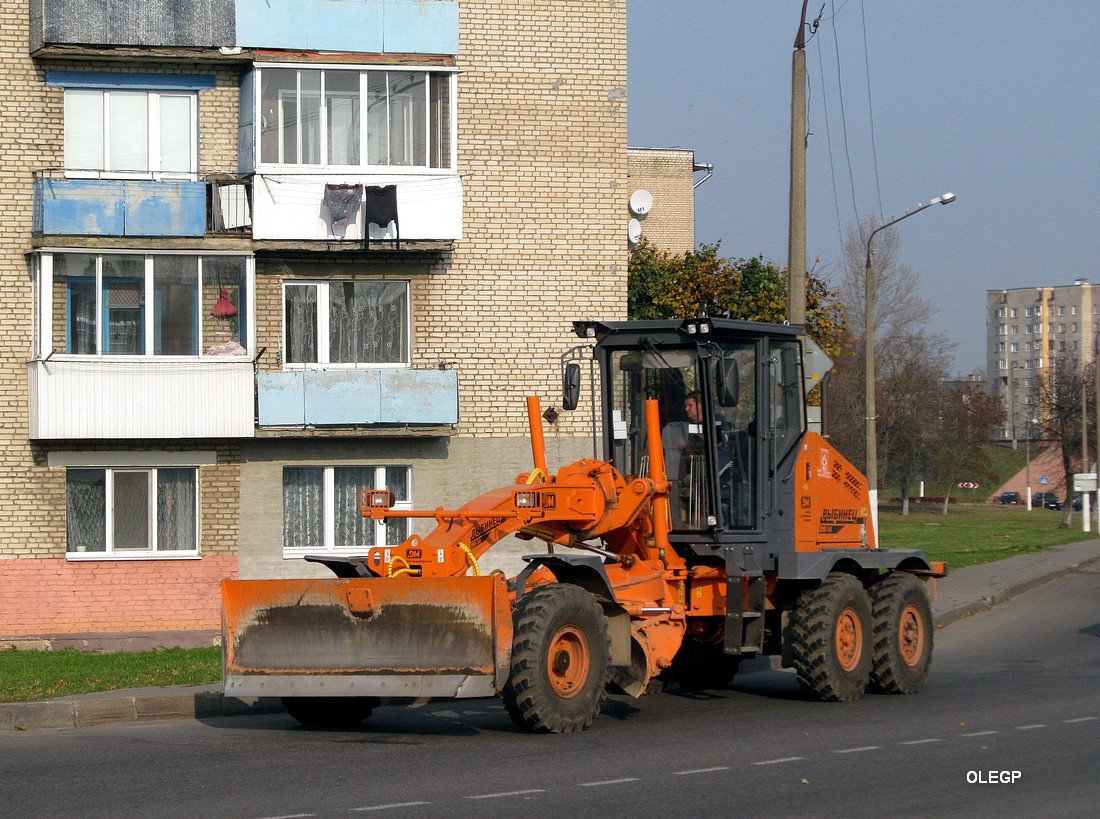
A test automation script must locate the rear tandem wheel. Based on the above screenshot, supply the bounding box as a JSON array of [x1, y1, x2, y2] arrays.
[[868, 571, 934, 694], [501, 583, 611, 733], [786, 572, 873, 702]]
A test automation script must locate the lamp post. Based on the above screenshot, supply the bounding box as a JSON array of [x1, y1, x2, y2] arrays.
[[1025, 415, 1036, 511], [863, 192, 956, 523]]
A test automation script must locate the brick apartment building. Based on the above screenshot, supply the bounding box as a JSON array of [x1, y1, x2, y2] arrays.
[[0, 0, 638, 640]]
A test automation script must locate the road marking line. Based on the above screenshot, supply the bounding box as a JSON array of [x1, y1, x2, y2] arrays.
[[1065, 717, 1098, 723], [752, 757, 804, 766], [467, 789, 545, 800], [901, 738, 941, 745], [961, 731, 999, 737], [1017, 724, 1047, 730], [352, 804, 431, 813], [579, 778, 640, 787], [833, 746, 881, 754], [674, 767, 732, 776], [256, 815, 315, 819]]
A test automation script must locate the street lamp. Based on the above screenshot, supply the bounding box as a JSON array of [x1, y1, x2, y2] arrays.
[[864, 192, 956, 522]]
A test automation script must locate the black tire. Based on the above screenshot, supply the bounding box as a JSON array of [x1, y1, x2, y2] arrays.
[[785, 573, 872, 702], [281, 696, 379, 728], [868, 572, 933, 694], [501, 584, 611, 733]]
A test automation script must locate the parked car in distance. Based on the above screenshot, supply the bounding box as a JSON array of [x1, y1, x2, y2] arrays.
[[1072, 494, 1083, 511], [998, 491, 1021, 505], [1033, 491, 1062, 511]]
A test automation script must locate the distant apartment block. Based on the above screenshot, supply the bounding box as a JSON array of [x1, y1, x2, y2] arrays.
[[987, 280, 1098, 440]]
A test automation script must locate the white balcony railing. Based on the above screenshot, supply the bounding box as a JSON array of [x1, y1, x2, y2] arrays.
[[250, 173, 462, 242], [28, 358, 256, 440]]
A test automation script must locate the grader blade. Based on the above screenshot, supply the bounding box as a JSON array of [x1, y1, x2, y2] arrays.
[[222, 575, 512, 699]]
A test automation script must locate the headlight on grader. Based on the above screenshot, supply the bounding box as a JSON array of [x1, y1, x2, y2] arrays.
[[360, 489, 395, 518]]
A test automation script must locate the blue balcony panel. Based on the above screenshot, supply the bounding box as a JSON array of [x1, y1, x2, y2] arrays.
[[304, 370, 382, 425], [380, 368, 459, 424], [257, 371, 305, 427], [384, 0, 460, 55], [36, 179, 206, 237], [235, 0, 457, 55], [257, 369, 458, 427]]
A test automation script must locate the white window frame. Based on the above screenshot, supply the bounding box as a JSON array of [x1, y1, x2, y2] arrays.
[[255, 65, 457, 172], [282, 465, 412, 558], [40, 250, 254, 360], [63, 88, 199, 180], [65, 466, 200, 560], [281, 279, 411, 369]]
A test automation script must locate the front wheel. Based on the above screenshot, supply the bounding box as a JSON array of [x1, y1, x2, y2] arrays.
[[868, 572, 933, 694], [501, 584, 611, 733], [786, 573, 872, 702]]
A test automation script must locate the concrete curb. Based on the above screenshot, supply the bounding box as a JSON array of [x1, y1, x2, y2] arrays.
[[931, 542, 1100, 628], [0, 690, 282, 732]]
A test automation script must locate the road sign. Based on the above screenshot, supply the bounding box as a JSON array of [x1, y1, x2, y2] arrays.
[[1073, 473, 1097, 493], [1040, 476, 1050, 486], [958, 482, 979, 489]]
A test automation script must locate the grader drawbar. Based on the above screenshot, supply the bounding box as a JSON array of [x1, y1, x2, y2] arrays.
[[223, 318, 946, 733]]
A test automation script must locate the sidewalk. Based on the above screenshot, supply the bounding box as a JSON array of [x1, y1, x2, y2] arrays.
[[3, 539, 1099, 732]]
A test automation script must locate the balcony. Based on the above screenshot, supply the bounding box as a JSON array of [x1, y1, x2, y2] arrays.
[[33, 171, 252, 239], [28, 358, 256, 440], [257, 368, 459, 427], [250, 173, 461, 243]]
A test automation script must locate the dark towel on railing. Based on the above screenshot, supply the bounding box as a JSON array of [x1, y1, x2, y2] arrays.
[[365, 185, 399, 239]]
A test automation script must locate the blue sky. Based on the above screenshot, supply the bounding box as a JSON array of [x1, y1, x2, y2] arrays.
[[627, 1, 1099, 375]]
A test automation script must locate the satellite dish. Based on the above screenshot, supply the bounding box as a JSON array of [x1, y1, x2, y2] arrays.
[[629, 189, 653, 216], [628, 218, 642, 244]]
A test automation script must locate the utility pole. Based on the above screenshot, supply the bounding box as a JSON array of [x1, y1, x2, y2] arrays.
[[787, 0, 809, 326]]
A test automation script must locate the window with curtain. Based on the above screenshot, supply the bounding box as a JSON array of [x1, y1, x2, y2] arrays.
[[284, 280, 409, 366], [48, 252, 250, 357], [258, 67, 452, 170], [283, 465, 410, 555], [63, 88, 196, 177], [66, 467, 198, 556]]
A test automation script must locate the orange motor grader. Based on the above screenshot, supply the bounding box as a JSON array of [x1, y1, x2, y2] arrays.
[[222, 318, 945, 733]]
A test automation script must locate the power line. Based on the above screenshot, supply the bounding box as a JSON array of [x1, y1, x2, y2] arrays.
[[860, 0, 885, 221], [813, 35, 845, 256], [828, 0, 862, 240]]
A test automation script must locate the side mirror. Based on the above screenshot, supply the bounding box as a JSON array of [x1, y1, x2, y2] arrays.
[[717, 358, 739, 407], [562, 362, 582, 410]]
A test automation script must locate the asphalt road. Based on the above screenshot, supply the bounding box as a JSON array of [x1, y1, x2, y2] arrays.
[[2, 565, 1098, 819]]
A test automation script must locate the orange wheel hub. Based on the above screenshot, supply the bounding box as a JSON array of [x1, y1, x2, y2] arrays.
[[898, 603, 926, 667], [835, 607, 863, 672], [547, 625, 591, 698]]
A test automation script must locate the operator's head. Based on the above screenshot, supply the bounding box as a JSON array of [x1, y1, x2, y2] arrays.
[[684, 391, 702, 422]]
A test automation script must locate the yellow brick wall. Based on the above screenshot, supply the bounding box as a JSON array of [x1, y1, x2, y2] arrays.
[[627, 148, 697, 255]]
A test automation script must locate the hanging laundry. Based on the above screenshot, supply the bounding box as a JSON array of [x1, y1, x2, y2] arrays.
[[322, 183, 363, 237], [365, 185, 400, 246]]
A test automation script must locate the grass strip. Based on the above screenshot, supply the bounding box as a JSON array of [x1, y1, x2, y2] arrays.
[[880, 504, 1095, 569], [0, 646, 221, 704]]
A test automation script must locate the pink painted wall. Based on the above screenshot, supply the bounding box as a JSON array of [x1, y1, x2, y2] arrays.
[[0, 557, 238, 635]]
